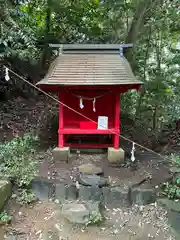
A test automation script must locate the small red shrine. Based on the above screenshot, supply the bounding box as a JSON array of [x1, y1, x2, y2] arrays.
[[37, 44, 142, 163]]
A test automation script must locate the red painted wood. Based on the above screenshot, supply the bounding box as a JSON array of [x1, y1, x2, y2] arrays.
[[80, 121, 97, 129], [62, 89, 116, 130], [58, 90, 64, 148], [65, 143, 113, 148], [55, 84, 141, 149], [58, 128, 119, 134], [38, 84, 141, 94], [58, 134, 64, 148], [114, 93, 120, 149], [65, 85, 141, 91]]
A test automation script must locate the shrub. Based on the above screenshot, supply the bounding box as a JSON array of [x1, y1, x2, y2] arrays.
[[163, 154, 180, 200], [0, 133, 39, 186], [17, 189, 36, 205], [0, 211, 12, 223], [163, 181, 180, 199], [0, 134, 39, 163], [0, 134, 39, 204]]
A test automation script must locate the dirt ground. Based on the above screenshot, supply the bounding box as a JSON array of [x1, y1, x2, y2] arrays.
[[1, 150, 176, 240], [2, 195, 175, 240], [38, 144, 172, 189]]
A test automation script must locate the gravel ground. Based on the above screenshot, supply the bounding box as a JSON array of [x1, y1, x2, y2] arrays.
[[3, 200, 175, 240]]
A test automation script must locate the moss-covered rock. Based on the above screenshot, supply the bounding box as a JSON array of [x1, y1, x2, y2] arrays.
[[0, 180, 12, 211]]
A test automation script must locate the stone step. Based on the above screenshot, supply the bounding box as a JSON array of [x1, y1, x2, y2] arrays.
[[31, 178, 157, 208]]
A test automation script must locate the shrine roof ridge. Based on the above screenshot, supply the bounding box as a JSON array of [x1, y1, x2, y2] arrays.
[[49, 43, 133, 50], [36, 44, 143, 87]]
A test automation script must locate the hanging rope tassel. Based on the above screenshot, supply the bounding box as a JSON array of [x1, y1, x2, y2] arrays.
[[5, 67, 10, 81], [79, 97, 84, 109], [131, 142, 136, 162], [93, 98, 96, 112]]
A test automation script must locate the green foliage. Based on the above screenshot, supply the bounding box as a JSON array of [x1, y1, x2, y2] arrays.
[[0, 134, 39, 188], [0, 211, 12, 223], [0, 134, 39, 163], [17, 189, 36, 205], [86, 211, 103, 226], [1, 0, 179, 147], [163, 181, 180, 200], [0, 134, 39, 204], [169, 154, 180, 168], [163, 155, 180, 200]]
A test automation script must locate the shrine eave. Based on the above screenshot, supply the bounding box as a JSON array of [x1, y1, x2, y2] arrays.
[[36, 44, 143, 87]]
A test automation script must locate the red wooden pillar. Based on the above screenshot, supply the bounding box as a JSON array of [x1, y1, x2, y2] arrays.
[[114, 93, 120, 149], [58, 89, 64, 148]]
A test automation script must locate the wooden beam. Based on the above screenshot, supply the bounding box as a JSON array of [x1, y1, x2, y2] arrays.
[[58, 90, 64, 148], [114, 93, 120, 149], [48, 43, 133, 49], [58, 128, 120, 134]]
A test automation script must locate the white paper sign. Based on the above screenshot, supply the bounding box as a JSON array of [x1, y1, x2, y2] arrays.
[[98, 116, 108, 130]]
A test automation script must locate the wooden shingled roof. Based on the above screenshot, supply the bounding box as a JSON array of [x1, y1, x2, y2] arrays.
[[36, 44, 142, 86]]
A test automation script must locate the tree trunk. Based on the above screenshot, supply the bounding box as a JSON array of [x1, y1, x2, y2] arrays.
[[134, 26, 152, 119], [124, 0, 161, 68], [41, 0, 52, 69]]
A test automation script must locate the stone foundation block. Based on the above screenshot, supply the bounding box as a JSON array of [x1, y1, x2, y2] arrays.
[[55, 183, 77, 201], [131, 187, 156, 205], [55, 183, 66, 201], [31, 179, 54, 200], [61, 200, 102, 224], [108, 147, 125, 164], [52, 147, 70, 162], [103, 186, 129, 208], [79, 186, 103, 201], [65, 184, 77, 200]]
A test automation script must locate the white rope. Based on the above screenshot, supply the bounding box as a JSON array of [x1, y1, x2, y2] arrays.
[[64, 88, 113, 100], [65, 87, 112, 112], [2, 64, 165, 158]]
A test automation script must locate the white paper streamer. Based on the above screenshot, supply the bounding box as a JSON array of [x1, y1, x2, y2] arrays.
[[79, 97, 84, 109], [5, 67, 10, 81], [93, 98, 96, 112], [131, 142, 135, 162]]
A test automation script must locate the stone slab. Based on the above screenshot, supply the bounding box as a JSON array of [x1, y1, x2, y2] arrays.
[[108, 147, 125, 164], [65, 184, 78, 200], [78, 163, 103, 175], [61, 200, 102, 224], [157, 198, 180, 239], [103, 186, 129, 208], [131, 187, 156, 205], [79, 186, 103, 201], [157, 198, 180, 212], [0, 180, 12, 211], [55, 183, 77, 201], [55, 183, 66, 201], [78, 174, 108, 187], [31, 179, 54, 200], [52, 147, 70, 162]]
